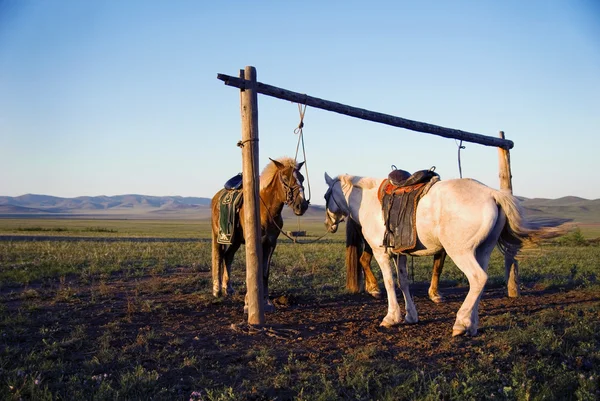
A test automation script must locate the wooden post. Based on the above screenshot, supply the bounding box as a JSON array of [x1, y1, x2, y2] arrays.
[[240, 66, 265, 324], [498, 131, 520, 297]]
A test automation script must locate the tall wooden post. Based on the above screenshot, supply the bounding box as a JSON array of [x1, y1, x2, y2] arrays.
[[240, 66, 265, 324], [498, 131, 520, 297]]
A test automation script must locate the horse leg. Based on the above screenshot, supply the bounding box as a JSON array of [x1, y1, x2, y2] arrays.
[[346, 219, 380, 298], [428, 250, 446, 303], [446, 251, 488, 337], [262, 242, 276, 312], [222, 242, 240, 297], [372, 248, 404, 327], [360, 241, 381, 298], [395, 254, 418, 324], [345, 219, 362, 293], [211, 229, 223, 297]]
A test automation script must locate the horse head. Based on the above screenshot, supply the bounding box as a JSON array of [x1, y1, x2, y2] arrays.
[[323, 172, 347, 233], [270, 158, 309, 216]]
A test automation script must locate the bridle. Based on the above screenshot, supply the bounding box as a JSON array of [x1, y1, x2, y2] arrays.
[[258, 167, 307, 227], [323, 178, 347, 226], [280, 169, 307, 207], [258, 167, 332, 244]]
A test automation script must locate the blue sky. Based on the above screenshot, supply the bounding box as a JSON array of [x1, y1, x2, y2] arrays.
[[1, 0, 599, 201]]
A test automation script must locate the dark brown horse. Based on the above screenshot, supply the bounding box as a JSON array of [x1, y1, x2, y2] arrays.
[[345, 218, 447, 303], [211, 157, 309, 312]]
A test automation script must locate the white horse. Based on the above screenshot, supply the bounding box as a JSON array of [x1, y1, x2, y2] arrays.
[[323, 172, 549, 337]]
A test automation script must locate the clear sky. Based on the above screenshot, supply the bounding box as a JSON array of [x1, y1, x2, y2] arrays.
[[1, 0, 599, 202]]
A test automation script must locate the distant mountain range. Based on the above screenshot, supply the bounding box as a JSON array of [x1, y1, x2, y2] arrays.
[[0, 194, 599, 224], [0, 194, 325, 220], [516, 196, 600, 225], [0, 194, 210, 214]]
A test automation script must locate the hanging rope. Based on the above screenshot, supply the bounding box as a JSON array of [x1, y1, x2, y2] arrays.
[[294, 103, 311, 202], [455, 139, 466, 178]]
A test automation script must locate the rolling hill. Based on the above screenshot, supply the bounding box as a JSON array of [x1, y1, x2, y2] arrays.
[[0, 194, 212, 218], [0, 193, 598, 224]]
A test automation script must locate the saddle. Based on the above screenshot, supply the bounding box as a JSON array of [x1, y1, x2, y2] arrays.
[[224, 173, 243, 190], [217, 174, 244, 245], [379, 166, 440, 253]]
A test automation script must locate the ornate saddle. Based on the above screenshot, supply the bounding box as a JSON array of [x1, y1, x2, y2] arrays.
[[378, 166, 440, 252], [217, 174, 245, 245]]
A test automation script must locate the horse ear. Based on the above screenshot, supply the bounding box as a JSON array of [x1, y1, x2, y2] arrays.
[[269, 157, 285, 170], [296, 161, 305, 170], [324, 172, 333, 185]]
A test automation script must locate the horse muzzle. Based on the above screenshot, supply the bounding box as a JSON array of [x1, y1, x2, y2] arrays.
[[325, 219, 338, 234], [293, 199, 309, 216]]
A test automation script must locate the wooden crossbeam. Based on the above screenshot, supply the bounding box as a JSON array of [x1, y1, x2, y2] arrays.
[[217, 73, 514, 150]]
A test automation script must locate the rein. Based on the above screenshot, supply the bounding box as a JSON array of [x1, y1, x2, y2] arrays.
[[258, 195, 330, 244]]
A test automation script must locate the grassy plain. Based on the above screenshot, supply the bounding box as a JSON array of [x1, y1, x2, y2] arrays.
[[0, 218, 598, 400], [0, 218, 212, 238]]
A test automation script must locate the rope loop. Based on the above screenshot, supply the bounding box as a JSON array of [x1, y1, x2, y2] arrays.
[[237, 138, 258, 148], [293, 103, 311, 202], [293, 103, 307, 135]]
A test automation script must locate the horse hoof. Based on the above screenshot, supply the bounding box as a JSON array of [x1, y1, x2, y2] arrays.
[[452, 328, 466, 337], [404, 315, 418, 324], [429, 295, 444, 304], [369, 291, 382, 299], [380, 316, 400, 327], [452, 325, 477, 337]]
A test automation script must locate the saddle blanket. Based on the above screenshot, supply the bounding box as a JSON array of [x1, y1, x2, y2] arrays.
[[217, 189, 244, 245]]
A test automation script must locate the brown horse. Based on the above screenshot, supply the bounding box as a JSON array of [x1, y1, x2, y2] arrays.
[[345, 218, 447, 303], [211, 157, 309, 312]]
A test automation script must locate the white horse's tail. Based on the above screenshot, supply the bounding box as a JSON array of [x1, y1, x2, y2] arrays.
[[492, 190, 564, 255]]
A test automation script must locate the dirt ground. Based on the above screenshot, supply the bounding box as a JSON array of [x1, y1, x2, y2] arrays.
[[91, 274, 599, 375], [191, 283, 599, 361], [4, 271, 599, 398]]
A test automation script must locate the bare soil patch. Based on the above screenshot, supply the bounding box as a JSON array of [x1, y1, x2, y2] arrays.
[[7, 273, 597, 390]]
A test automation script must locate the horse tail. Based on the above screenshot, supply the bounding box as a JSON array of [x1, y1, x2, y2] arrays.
[[345, 219, 363, 293], [492, 190, 564, 255]]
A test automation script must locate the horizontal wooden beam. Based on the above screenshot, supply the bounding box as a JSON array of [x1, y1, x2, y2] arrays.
[[217, 73, 514, 149]]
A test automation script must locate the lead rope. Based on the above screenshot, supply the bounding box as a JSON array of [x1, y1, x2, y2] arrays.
[[259, 192, 329, 244]]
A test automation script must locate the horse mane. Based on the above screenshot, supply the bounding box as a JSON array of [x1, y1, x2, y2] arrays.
[[260, 157, 296, 191], [339, 174, 379, 190]]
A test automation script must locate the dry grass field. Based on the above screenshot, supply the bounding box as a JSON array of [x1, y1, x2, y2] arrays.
[[0, 218, 598, 400]]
